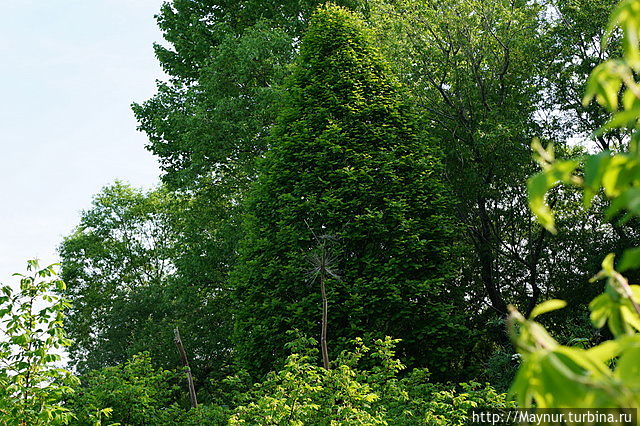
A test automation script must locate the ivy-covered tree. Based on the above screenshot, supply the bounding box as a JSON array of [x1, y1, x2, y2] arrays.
[[233, 4, 470, 379], [132, 4, 371, 336]]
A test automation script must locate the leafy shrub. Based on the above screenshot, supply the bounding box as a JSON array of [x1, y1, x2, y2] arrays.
[[68, 353, 227, 425], [229, 333, 512, 425], [0, 261, 78, 425]]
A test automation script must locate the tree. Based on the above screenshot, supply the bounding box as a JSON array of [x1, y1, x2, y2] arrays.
[[0, 261, 78, 425], [232, 4, 469, 379], [531, 0, 640, 345], [132, 5, 371, 349], [542, 0, 623, 150], [59, 182, 233, 389], [133, 0, 370, 193], [369, 0, 554, 323], [60, 183, 176, 371], [367, 2, 631, 358]]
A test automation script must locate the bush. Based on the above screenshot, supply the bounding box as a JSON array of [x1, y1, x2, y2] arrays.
[[229, 333, 512, 425], [68, 353, 228, 425]]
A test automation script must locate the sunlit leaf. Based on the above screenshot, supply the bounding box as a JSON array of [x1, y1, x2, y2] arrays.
[[621, 304, 640, 332], [602, 253, 616, 274], [528, 173, 556, 233], [615, 345, 640, 385], [587, 340, 622, 362], [583, 62, 624, 110], [529, 300, 567, 320]]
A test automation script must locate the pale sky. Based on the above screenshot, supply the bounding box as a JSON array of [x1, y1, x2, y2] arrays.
[[0, 1, 165, 282]]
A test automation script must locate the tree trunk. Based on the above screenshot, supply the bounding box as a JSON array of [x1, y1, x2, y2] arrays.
[[525, 228, 547, 317], [320, 275, 330, 370], [476, 197, 508, 315], [174, 327, 198, 408]]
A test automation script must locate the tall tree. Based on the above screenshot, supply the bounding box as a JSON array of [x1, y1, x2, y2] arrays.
[[132, 4, 370, 356], [232, 4, 469, 378], [370, 0, 555, 321]]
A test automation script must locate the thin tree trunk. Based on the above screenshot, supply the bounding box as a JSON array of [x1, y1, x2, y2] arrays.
[[476, 197, 508, 315], [525, 228, 547, 317], [320, 275, 330, 370], [174, 327, 198, 408]]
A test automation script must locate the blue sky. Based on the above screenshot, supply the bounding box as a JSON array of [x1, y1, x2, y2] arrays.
[[0, 1, 165, 281]]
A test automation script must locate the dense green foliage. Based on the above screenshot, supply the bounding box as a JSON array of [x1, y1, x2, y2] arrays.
[[227, 335, 513, 425], [232, 4, 468, 378], [0, 263, 509, 425], [133, 0, 367, 187], [67, 353, 227, 425], [68, 335, 512, 425], [60, 183, 176, 371], [59, 182, 233, 389]]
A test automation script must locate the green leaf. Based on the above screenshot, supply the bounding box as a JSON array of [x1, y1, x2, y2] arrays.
[[620, 304, 640, 332], [583, 62, 623, 110], [602, 253, 616, 274], [608, 308, 627, 337], [602, 156, 629, 198], [608, 0, 640, 69], [528, 173, 556, 233], [590, 293, 612, 329], [583, 151, 611, 208], [587, 340, 621, 362], [509, 355, 537, 407], [606, 188, 640, 220], [619, 247, 640, 271], [599, 109, 640, 133], [615, 345, 640, 385], [529, 300, 567, 320]]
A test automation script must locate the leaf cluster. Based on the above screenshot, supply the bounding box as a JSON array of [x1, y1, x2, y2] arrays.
[[0, 261, 78, 425]]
